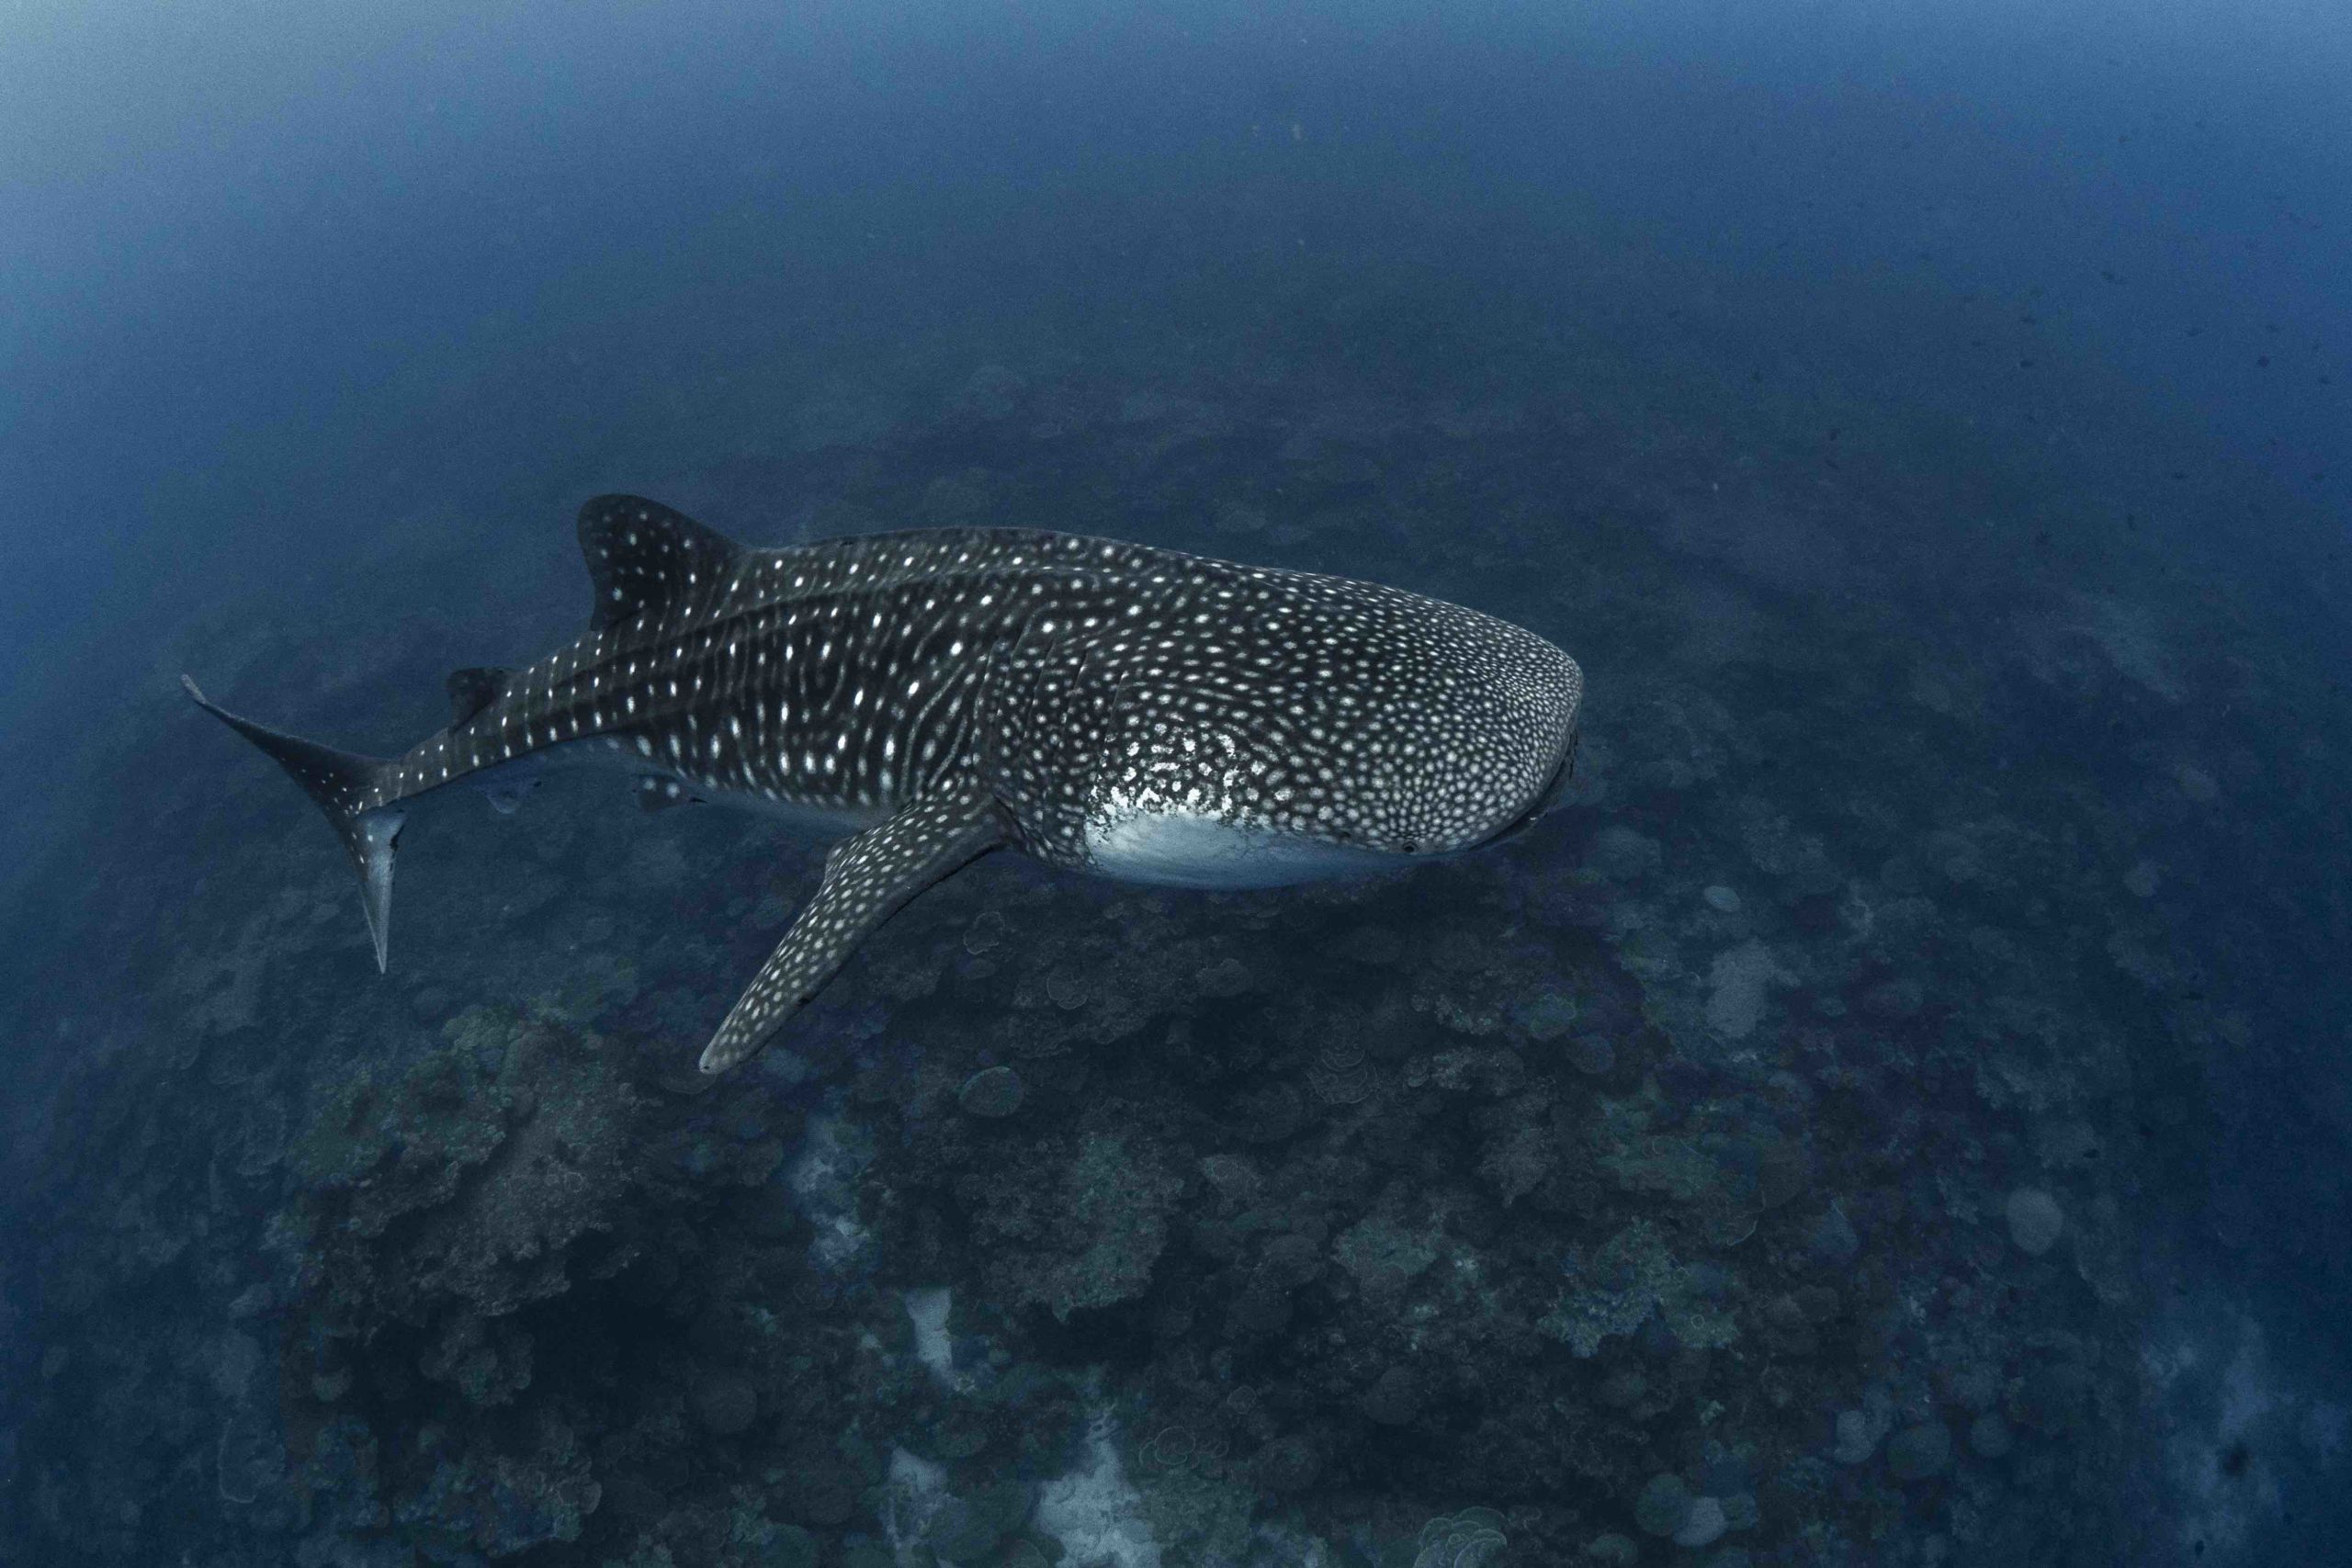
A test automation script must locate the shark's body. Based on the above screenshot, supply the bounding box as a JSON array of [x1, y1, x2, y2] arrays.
[[188, 496, 1583, 1074]]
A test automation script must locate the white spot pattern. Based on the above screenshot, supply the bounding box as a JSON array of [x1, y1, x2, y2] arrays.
[[186, 494, 1583, 1076]]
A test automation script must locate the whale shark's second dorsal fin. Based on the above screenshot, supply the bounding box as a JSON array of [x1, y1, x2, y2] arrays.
[[446, 666, 511, 727], [578, 494, 745, 631]]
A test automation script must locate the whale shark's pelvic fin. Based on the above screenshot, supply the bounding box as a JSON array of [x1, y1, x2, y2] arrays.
[[699, 781, 1011, 1075], [180, 675, 405, 972]]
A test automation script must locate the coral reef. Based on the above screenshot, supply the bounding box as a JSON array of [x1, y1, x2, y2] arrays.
[[4, 357, 2245, 1567]]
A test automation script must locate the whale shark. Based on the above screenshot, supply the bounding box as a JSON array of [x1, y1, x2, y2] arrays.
[[187, 495, 1583, 1074]]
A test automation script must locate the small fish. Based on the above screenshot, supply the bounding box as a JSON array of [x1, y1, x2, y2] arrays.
[[188, 497, 1584, 1074]]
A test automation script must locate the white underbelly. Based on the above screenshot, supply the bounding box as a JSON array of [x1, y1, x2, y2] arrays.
[[1081, 807, 1402, 889]]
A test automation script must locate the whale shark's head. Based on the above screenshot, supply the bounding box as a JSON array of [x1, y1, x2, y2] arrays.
[[1074, 596, 1583, 888], [1401, 615, 1583, 852], [1479, 710, 1583, 850]]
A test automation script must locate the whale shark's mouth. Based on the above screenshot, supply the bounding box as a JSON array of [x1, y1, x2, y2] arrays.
[[1486, 725, 1579, 847]]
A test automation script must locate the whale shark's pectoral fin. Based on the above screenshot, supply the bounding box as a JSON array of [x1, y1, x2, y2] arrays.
[[699, 783, 1011, 1075]]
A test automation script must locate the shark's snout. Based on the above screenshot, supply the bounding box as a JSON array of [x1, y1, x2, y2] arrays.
[[1482, 720, 1580, 849], [1452, 624, 1583, 845]]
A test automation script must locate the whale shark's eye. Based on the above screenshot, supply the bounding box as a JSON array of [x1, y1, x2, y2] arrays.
[[1401, 840, 1419, 854]]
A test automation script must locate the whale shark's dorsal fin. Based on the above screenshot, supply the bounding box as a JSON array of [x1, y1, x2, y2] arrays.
[[578, 494, 745, 631], [180, 675, 405, 972], [699, 781, 1012, 1074], [445, 666, 511, 728]]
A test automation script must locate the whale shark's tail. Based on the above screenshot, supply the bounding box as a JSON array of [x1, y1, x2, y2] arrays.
[[181, 675, 406, 971]]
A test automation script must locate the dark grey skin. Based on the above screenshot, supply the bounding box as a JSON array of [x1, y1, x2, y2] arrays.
[[187, 495, 1583, 1075]]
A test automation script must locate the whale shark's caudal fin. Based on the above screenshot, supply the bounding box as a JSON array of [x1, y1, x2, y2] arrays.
[[181, 675, 406, 972]]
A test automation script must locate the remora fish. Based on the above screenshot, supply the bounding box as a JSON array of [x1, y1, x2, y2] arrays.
[[187, 496, 1583, 1074]]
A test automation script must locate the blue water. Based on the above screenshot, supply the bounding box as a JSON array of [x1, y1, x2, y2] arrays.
[[4, 4, 2346, 1564]]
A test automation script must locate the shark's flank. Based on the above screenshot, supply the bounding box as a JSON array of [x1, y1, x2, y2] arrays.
[[187, 496, 1584, 1074]]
